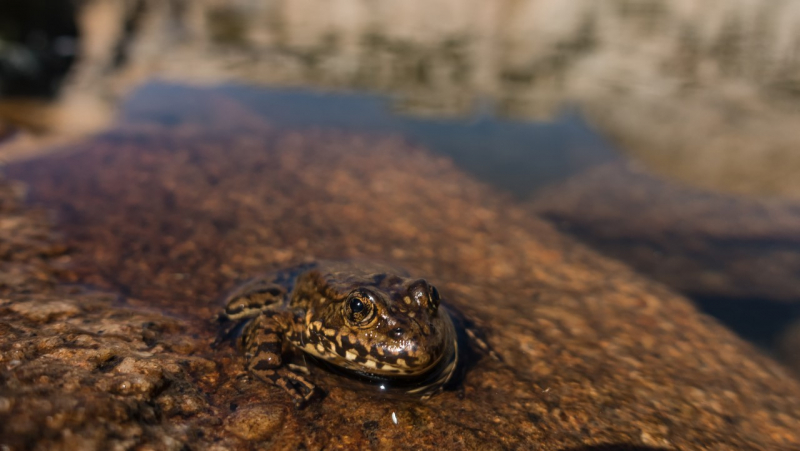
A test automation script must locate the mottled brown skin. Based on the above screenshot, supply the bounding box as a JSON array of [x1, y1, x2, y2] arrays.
[[219, 261, 458, 404]]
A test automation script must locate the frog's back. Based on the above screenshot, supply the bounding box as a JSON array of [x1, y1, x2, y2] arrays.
[[308, 260, 411, 281]]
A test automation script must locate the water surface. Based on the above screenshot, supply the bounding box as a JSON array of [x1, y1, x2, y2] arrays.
[[2, 0, 800, 375]]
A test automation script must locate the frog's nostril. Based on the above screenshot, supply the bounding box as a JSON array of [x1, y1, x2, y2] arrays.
[[389, 327, 405, 339]]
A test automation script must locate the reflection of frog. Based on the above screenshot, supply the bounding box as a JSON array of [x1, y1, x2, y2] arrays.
[[218, 261, 458, 405]]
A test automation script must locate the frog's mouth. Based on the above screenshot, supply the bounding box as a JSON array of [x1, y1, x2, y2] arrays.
[[301, 337, 451, 377], [304, 333, 459, 387], [301, 313, 458, 378]]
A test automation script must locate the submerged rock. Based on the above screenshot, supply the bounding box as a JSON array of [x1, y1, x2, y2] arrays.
[[530, 162, 800, 303], [3, 100, 800, 449], [0, 293, 219, 450]]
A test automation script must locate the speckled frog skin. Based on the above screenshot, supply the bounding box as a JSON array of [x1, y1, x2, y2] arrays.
[[218, 261, 458, 404]]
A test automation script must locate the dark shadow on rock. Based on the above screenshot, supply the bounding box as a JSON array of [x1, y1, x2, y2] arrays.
[[692, 295, 800, 351]]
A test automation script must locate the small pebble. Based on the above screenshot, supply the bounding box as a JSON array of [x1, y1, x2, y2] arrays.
[[224, 404, 286, 441]]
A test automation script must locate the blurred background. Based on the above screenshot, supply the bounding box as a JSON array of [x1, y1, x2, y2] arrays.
[[1, 0, 799, 375]]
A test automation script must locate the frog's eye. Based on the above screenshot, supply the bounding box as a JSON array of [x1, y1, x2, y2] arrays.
[[409, 279, 440, 312], [349, 297, 365, 314], [344, 289, 377, 326], [429, 285, 441, 310]]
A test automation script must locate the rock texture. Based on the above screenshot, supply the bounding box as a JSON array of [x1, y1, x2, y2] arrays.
[[2, 93, 800, 450]]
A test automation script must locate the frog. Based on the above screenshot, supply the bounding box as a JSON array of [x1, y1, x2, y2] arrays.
[[217, 260, 460, 405]]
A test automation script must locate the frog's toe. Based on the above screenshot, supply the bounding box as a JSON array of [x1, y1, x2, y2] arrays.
[[290, 386, 323, 408], [276, 368, 319, 407]]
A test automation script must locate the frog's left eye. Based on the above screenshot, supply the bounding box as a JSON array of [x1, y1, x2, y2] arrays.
[[344, 289, 377, 326], [429, 285, 441, 310]]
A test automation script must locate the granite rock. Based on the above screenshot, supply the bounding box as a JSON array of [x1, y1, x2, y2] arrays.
[[2, 98, 800, 449]]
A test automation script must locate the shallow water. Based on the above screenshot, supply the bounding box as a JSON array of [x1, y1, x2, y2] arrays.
[[2, 0, 800, 411], [6, 108, 800, 449], [125, 83, 621, 198]]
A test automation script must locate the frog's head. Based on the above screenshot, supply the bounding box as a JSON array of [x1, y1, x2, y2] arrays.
[[300, 267, 456, 378]]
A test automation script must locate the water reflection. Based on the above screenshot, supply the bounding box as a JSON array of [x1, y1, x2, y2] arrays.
[[2, 0, 800, 197], [1, 0, 800, 375], [122, 82, 619, 196]]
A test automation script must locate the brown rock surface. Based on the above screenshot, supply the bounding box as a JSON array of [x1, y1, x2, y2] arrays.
[[2, 95, 800, 450]]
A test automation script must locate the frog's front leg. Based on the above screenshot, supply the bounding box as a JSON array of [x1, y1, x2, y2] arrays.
[[241, 313, 317, 405]]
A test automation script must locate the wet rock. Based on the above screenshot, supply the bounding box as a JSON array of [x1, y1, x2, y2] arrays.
[[0, 186, 222, 449], [0, 289, 223, 450], [9, 298, 79, 322], [3, 111, 800, 449], [224, 403, 286, 441], [531, 162, 800, 303]]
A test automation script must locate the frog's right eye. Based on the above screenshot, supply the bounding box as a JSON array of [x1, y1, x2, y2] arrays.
[[349, 297, 365, 314], [344, 289, 377, 327]]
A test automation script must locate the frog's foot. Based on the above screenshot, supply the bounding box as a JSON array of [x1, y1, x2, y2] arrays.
[[256, 367, 319, 406]]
